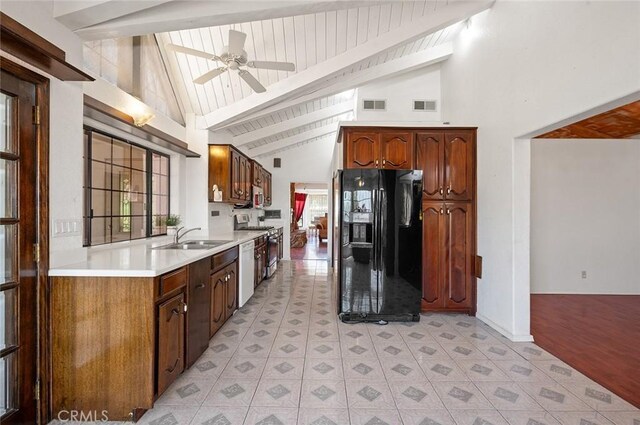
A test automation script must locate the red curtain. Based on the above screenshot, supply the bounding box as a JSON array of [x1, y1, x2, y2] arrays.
[[294, 192, 308, 226]]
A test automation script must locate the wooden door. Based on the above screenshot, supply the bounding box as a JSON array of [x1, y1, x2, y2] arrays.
[[186, 257, 211, 368], [416, 131, 444, 200], [380, 131, 413, 169], [444, 131, 474, 201], [421, 202, 445, 309], [225, 262, 238, 320], [0, 68, 40, 423], [210, 268, 226, 336], [345, 131, 380, 169], [444, 202, 473, 309], [157, 292, 185, 395]]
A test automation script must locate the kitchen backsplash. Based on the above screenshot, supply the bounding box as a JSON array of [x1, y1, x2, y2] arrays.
[[208, 203, 265, 233]]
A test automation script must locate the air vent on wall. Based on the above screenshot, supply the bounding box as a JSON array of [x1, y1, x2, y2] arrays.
[[413, 100, 437, 111], [273, 158, 281, 168], [363, 99, 386, 110]]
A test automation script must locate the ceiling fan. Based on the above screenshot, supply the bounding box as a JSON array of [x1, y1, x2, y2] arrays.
[[166, 29, 295, 93]]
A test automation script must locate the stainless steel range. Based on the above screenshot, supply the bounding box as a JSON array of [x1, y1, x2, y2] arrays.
[[234, 214, 279, 278]]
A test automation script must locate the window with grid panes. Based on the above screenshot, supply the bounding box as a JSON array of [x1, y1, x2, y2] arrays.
[[83, 129, 170, 246]]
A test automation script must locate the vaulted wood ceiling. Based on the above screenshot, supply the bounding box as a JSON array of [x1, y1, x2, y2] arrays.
[[59, 0, 494, 157]]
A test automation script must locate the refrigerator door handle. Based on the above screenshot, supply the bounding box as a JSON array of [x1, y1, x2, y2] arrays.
[[377, 187, 384, 272], [372, 188, 378, 271]]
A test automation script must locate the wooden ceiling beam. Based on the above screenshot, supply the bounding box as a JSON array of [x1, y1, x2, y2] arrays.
[[73, 1, 388, 40], [232, 101, 353, 147], [216, 42, 452, 130], [248, 122, 339, 157], [54, 0, 173, 32], [199, 0, 490, 130]]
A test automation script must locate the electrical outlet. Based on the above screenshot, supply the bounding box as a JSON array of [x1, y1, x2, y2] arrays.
[[581, 271, 587, 279]]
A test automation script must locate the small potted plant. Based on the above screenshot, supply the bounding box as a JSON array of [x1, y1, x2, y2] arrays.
[[165, 214, 182, 235]]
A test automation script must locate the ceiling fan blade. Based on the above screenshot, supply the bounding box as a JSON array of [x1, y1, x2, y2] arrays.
[[228, 30, 247, 56], [238, 70, 266, 93], [247, 61, 295, 72], [193, 67, 227, 85], [165, 43, 218, 60]]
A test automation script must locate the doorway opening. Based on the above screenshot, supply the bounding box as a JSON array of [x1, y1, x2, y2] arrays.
[[289, 182, 328, 260]]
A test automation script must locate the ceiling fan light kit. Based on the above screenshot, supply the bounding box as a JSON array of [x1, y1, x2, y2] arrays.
[[166, 29, 296, 93]]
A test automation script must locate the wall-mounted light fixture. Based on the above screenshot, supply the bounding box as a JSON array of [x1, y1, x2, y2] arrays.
[[126, 97, 155, 127]]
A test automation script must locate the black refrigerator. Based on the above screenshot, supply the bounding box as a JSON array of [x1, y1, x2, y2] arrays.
[[338, 169, 423, 323]]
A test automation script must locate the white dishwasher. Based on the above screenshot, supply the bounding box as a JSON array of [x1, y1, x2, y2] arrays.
[[238, 239, 255, 307]]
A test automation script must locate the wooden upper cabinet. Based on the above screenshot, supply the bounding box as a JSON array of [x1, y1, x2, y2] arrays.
[[157, 292, 185, 395], [230, 148, 242, 200], [421, 202, 445, 309], [345, 131, 380, 169], [252, 161, 263, 187], [416, 132, 444, 199], [444, 202, 473, 309], [380, 131, 414, 169], [209, 145, 252, 204], [263, 169, 272, 206], [444, 131, 474, 201], [243, 157, 252, 201]]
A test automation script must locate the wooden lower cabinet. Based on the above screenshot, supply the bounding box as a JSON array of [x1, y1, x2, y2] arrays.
[[186, 258, 211, 368], [210, 259, 238, 336], [210, 266, 227, 336], [157, 292, 185, 395], [225, 262, 238, 320], [422, 201, 475, 312], [50, 247, 242, 421]]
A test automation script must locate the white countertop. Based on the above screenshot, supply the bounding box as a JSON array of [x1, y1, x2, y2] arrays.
[[48, 229, 277, 278]]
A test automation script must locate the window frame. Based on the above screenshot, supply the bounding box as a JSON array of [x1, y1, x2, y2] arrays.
[[83, 127, 171, 247]]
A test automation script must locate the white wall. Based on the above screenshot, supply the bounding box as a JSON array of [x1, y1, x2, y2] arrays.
[[1, 1, 86, 267], [260, 137, 336, 260], [355, 67, 441, 122], [531, 139, 640, 295], [441, 2, 640, 340]]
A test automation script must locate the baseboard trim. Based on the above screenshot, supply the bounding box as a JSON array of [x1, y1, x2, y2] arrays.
[[476, 312, 534, 342]]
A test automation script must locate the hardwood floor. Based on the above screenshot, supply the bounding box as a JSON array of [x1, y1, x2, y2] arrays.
[[290, 233, 328, 260], [531, 294, 640, 408]]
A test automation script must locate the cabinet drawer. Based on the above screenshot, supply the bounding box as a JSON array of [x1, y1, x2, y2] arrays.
[[159, 267, 187, 297], [212, 246, 239, 272]]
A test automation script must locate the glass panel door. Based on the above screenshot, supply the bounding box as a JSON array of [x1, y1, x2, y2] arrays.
[[0, 91, 18, 417]]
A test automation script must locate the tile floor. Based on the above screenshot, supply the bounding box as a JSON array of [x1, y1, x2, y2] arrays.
[[56, 260, 640, 425]]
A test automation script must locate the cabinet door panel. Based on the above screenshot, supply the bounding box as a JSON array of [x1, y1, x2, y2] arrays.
[[187, 258, 211, 368], [445, 131, 474, 201], [444, 202, 473, 309], [416, 132, 444, 200], [422, 202, 445, 308], [244, 158, 252, 201], [381, 131, 413, 169], [210, 268, 226, 337], [225, 262, 238, 319], [345, 131, 380, 169], [252, 162, 262, 187], [157, 293, 185, 395], [230, 149, 242, 201]]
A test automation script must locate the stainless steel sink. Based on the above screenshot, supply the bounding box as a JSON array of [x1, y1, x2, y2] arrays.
[[154, 240, 232, 250]]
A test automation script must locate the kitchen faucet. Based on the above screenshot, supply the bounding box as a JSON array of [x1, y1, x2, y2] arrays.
[[174, 227, 202, 244]]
